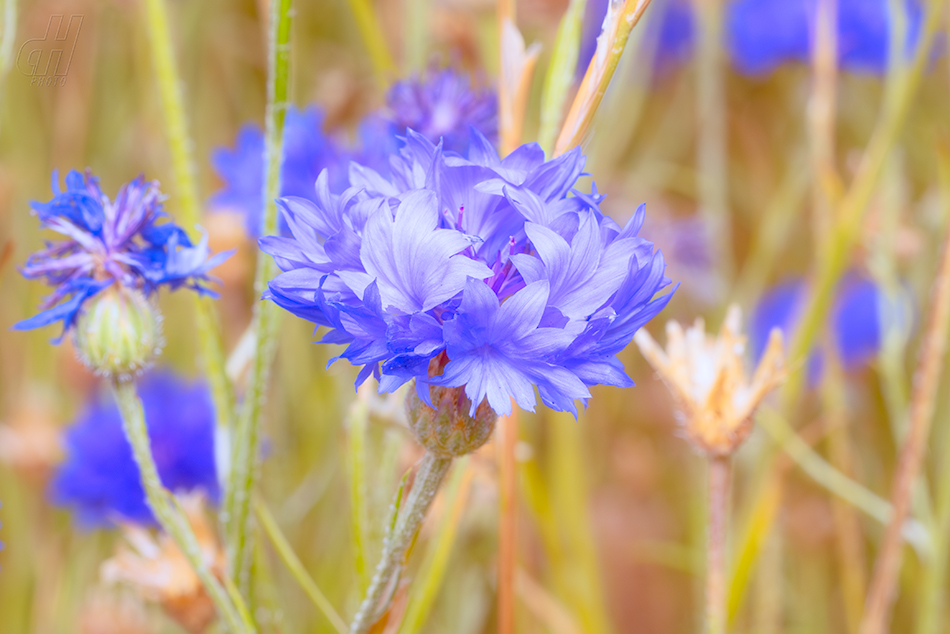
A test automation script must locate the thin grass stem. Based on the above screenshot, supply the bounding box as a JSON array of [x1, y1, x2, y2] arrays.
[[142, 0, 237, 460], [255, 499, 348, 634]]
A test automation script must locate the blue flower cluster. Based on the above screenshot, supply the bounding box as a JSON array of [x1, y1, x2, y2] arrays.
[[261, 130, 675, 417], [51, 371, 220, 527], [578, 0, 925, 78], [15, 170, 230, 338], [750, 275, 913, 381], [728, 0, 924, 76], [210, 69, 498, 237], [384, 68, 497, 155], [210, 107, 349, 237]]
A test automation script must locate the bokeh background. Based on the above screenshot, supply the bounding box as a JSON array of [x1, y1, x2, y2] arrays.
[[1, 0, 949, 632]]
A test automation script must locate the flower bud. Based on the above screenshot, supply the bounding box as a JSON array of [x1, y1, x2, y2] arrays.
[[73, 286, 163, 379], [406, 383, 498, 457]]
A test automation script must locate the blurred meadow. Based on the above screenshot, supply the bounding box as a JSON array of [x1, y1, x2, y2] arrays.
[[1, 0, 950, 633]]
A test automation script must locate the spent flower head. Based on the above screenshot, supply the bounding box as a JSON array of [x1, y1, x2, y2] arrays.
[[51, 371, 220, 527], [634, 305, 786, 455], [261, 128, 675, 424]]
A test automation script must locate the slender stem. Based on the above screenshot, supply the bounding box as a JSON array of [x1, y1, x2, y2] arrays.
[[757, 409, 930, 554], [345, 0, 397, 85], [859, 172, 950, 634], [111, 378, 254, 634], [553, 0, 654, 155], [348, 452, 453, 634], [498, 412, 518, 634], [399, 458, 474, 634], [706, 456, 730, 634], [142, 0, 237, 448], [781, 0, 943, 405], [538, 0, 588, 155], [727, 0, 943, 615], [255, 499, 348, 634], [225, 0, 293, 591], [914, 149, 950, 634], [693, 0, 733, 281]]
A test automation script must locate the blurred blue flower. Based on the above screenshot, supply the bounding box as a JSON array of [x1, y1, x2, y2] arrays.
[[750, 275, 911, 380], [727, 0, 924, 76], [51, 371, 220, 527], [15, 170, 231, 339], [209, 106, 348, 237], [578, 0, 696, 78], [260, 128, 675, 417], [384, 68, 497, 155]]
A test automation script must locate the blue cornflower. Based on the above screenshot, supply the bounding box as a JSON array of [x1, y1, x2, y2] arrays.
[[51, 371, 220, 527], [260, 129, 675, 417], [15, 170, 230, 339], [209, 106, 348, 237], [750, 274, 912, 378], [384, 68, 498, 155], [727, 0, 924, 76]]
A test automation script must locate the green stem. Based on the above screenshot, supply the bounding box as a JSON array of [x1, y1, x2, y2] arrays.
[[111, 379, 255, 634], [757, 409, 930, 555], [255, 499, 348, 634], [346, 0, 397, 85], [143, 0, 237, 449], [348, 452, 453, 634], [693, 0, 733, 281], [538, 0, 588, 155], [225, 0, 293, 591], [398, 457, 472, 634]]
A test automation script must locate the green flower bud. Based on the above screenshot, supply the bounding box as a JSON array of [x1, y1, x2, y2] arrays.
[[73, 286, 163, 379], [406, 383, 498, 457]]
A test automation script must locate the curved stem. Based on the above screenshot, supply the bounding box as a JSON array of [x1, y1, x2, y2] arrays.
[[348, 452, 452, 634], [707, 456, 730, 634], [111, 378, 255, 634]]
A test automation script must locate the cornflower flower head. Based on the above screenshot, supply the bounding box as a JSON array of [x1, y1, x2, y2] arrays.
[[16, 170, 230, 376], [102, 494, 224, 634], [385, 68, 498, 155], [261, 128, 675, 449], [209, 106, 348, 237], [728, 0, 924, 76], [51, 371, 220, 527], [750, 274, 914, 379], [634, 305, 787, 456]]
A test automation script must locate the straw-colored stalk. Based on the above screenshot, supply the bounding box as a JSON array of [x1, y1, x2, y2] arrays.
[[859, 190, 950, 634]]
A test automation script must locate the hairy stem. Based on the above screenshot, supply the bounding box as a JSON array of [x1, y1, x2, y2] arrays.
[[707, 456, 730, 634], [225, 0, 293, 592], [142, 0, 237, 453], [111, 378, 254, 634], [348, 452, 453, 634]]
